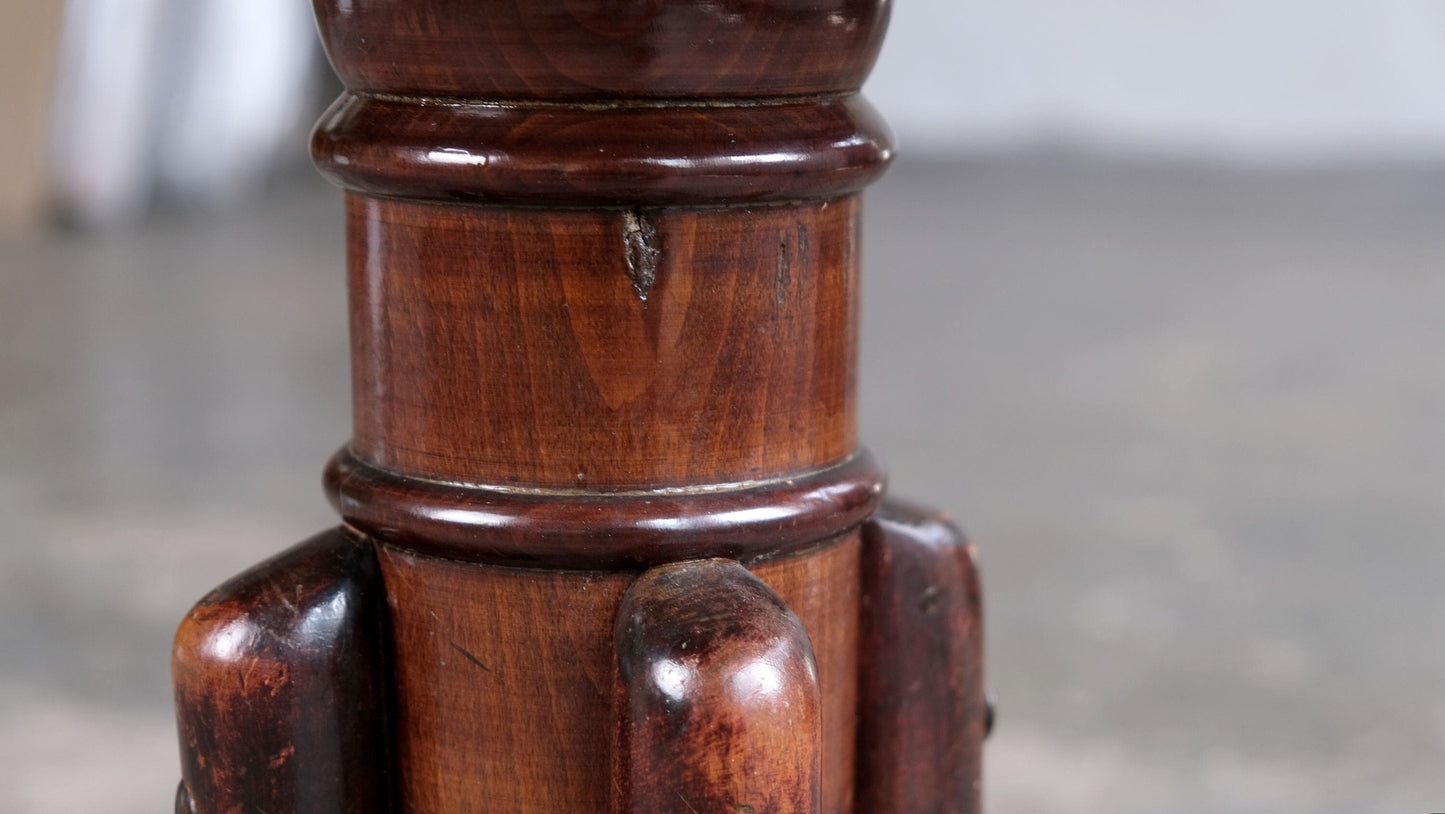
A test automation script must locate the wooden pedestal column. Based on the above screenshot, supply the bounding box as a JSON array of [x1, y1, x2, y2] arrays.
[[171, 2, 986, 813]]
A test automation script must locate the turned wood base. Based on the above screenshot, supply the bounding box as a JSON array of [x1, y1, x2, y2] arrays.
[[172, 1, 987, 811], [173, 498, 983, 814]]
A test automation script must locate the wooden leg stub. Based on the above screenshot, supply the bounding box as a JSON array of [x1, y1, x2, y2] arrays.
[[614, 559, 823, 814], [857, 499, 987, 814], [171, 528, 391, 814]]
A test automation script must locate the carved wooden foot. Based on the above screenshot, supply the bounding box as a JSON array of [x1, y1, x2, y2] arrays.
[[615, 560, 822, 814], [171, 529, 389, 814], [859, 501, 988, 814]]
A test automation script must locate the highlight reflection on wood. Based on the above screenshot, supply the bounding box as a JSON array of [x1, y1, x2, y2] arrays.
[[170, 1, 986, 812], [614, 560, 821, 814]]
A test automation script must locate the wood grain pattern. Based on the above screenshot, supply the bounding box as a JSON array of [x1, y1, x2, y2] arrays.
[[171, 1, 988, 810], [614, 559, 821, 814], [313, 0, 890, 100], [755, 536, 861, 814], [377, 534, 859, 814], [171, 529, 390, 814], [348, 195, 861, 490], [856, 500, 986, 814]]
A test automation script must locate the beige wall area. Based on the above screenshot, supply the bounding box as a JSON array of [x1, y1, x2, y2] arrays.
[[0, 0, 65, 232]]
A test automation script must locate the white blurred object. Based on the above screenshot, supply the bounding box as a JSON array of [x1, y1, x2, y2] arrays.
[[49, 0, 317, 228], [49, 0, 169, 228], [157, 0, 317, 208]]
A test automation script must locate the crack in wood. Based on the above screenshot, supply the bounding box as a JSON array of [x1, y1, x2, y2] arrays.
[[622, 208, 660, 302]]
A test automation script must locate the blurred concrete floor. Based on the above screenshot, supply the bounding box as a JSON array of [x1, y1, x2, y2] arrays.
[[2, 155, 1442, 813]]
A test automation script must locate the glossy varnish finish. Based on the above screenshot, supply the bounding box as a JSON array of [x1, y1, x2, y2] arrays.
[[857, 501, 987, 814], [313, 94, 893, 206], [172, 529, 390, 814], [348, 195, 860, 489], [326, 446, 883, 569], [174, 1, 985, 812], [615, 560, 822, 814], [313, 0, 890, 100], [378, 536, 859, 814]]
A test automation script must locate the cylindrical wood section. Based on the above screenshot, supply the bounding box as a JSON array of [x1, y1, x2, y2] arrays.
[[174, 5, 986, 814], [313, 0, 888, 100], [349, 190, 872, 811], [346, 196, 861, 489], [378, 540, 859, 814], [308, 2, 898, 813]]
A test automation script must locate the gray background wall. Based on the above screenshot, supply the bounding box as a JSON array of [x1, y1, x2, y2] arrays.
[[13, 0, 1445, 230], [869, 0, 1445, 160]]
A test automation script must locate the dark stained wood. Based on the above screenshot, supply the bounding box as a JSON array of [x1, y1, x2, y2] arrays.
[[172, 1, 988, 811], [614, 559, 821, 814], [346, 196, 861, 490], [313, 93, 892, 206], [376, 534, 859, 814], [856, 500, 987, 814], [377, 547, 629, 814], [749, 533, 861, 814], [171, 528, 391, 814], [313, 0, 890, 100], [326, 446, 882, 568]]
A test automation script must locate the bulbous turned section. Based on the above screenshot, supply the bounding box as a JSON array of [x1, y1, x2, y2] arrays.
[[313, 0, 891, 100], [614, 559, 822, 814]]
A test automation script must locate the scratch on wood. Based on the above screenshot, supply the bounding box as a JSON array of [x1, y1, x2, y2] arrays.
[[796, 222, 808, 269], [449, 641, 493, 673], [677, 793, 701, 814], [267, 744, 295, 769], [622, 208, 660, 301], [775, 236, 791, 307]]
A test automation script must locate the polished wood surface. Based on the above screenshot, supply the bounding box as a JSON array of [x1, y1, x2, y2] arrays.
[[313, 95, 892, 206], [173, 1, 985, 812], [172, 529, 390, 814], [377, 536, 859, 814], [857, 501, 987, 814], [345, 196, 861, 489], [615, 560, 821, 814], [313, 0, 889, 100], [327, 446, 882, 568]]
